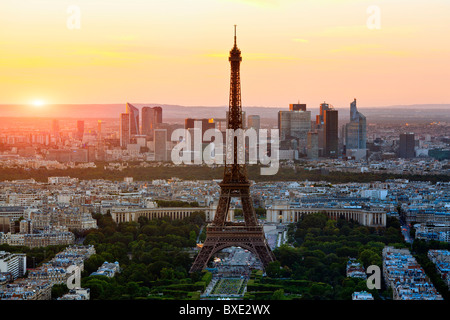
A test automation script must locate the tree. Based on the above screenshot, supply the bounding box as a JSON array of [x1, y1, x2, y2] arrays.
[[51, 283, 69, 299], [266, 261, 282, 278], [271, 289, 287, 300]]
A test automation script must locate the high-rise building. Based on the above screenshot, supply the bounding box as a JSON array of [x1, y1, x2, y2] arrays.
[[278, 104, 311, 151], [345, 99, 367, 159], [51, 119, 59, 138], [324, 108, 338, 158], [142, 107, 155, 137], [307, 131, 319, 159], [142, 106, 163, 138], [185, 118, 215, 143], [126, 103, 139, 135], [154, 129, 168, 161], [97, 120, 102, 138], [247, 115, 260, 131], [289, 103, 306, 112], [153, 106, 163, 124], [120, 113, 130, 148], [399, 133, 415, 158], [316, 102, 330, 126], [76, 120, 84, 141]]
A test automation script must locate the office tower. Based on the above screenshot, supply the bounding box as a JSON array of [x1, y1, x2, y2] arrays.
[[345, 99, 367, 149], [307, 131, 319, 159], [154, 129, 168, 161], [126, 102, 139, 135], [96, 120, 105, 161], [51, 119, 59, 137], [153, 106, 163, 124], [76, 120, 84, 141], [345, 99, 367, 159], [289, 103, 306, 112], [278, 105, 311, 140], [212, 118, 227, 132], [278, 104, 311, 152], [247, 115, 260, 131], [324, 108, 338, 158], [399, 133, 415, 158], [190, 26, 275, 273], [316, 102, 330, 126], [185, 118, 215, 142], [87, 145, 96, 162], [142, 107, 155, 137], [142, 106, 163, 138], [120, 113, 130, 148], [97, 120, 102, 138]]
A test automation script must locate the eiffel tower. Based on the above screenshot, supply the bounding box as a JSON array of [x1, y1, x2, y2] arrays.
[[190, 26, 276, 273]]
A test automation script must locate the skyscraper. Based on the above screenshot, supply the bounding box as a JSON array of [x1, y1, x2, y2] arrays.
[[142, 106, 163, 138], [345, 99, 367, 159], [185, 118, 215, 143], [153, 106, 163, 124], [142, 107, 155, 137], [278, 104, 311, 152], [154, 129, 168, 161], [289, 103, 306, 111], [316, 102, 330, 126], [324, 108, 338, 158], [307, 131, 319, 159], [120, 113, 130, 148], [51, 119, 59, 137], [126, 103, 139, 135], [399, 133, 415, 158], [97, 120, 102, 138], [247, 115, 260, 131], [76, 120, 84, 141]]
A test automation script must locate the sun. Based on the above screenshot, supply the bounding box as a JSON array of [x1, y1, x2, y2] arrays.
[[32, 100, 45, 107]]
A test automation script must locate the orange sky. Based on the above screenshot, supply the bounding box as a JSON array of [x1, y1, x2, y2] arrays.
[[0, 0, 449, 110]]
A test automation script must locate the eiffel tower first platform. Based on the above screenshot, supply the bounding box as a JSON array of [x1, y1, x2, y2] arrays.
[[189, 27, 276, 273]]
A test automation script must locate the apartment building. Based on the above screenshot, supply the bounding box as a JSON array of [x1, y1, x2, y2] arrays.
[[346, 258, 367, 279], [0, 279, 52, 300], [382, 246, 443, 300], [427, 249, 450, 288], [0, 251, 26, 279]]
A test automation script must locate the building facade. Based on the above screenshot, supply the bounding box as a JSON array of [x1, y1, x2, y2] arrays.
[[266, 201, 386, 227], [399, 133, 415, 158], [0, 251, 27, 279], [120, 113, 130, 148]]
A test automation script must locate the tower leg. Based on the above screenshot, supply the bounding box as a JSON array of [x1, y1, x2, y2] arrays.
[[189, 227, 275, 273]]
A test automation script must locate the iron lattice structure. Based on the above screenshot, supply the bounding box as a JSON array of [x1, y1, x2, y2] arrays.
[[190, 27, 276, 273]]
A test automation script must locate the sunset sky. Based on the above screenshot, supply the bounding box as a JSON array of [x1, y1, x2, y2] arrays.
[[1, 0, 449, 110]]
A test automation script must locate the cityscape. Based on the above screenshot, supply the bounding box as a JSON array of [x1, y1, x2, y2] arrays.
[[0, 0, 449, 316]]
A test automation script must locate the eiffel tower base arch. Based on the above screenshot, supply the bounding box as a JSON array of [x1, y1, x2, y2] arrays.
[[189, 223, 275, 273]]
